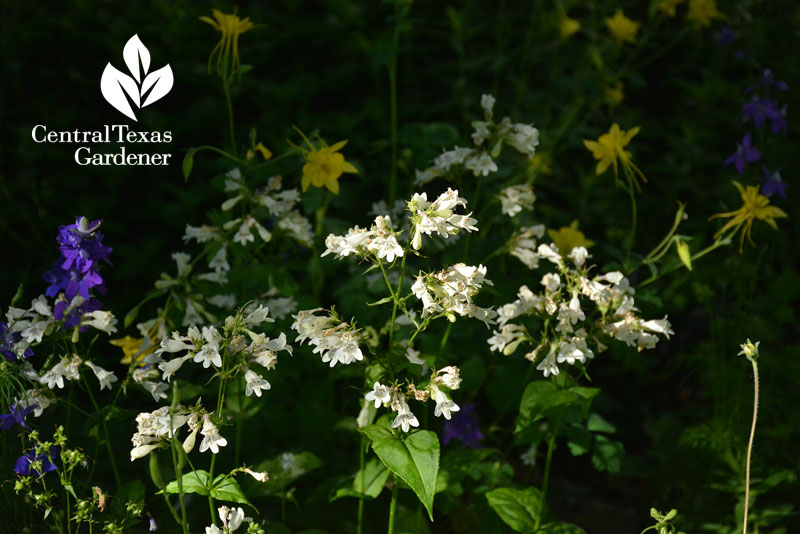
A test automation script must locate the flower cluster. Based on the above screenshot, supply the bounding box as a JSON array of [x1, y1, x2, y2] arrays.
[[407, 189, 478, 250], [322, 215, 404, 263], [498, 184, 535, 217], [206, 505, 253, 534], [37, 353, 117, 392], [291, 309, 364, 367], [364, 365, 462, 433], [414, 95, 539, 185], [1, 296, 53, 362], [411, 264, 496, 327], [489, 244, 674, 377], [43, 216, 112, 329]]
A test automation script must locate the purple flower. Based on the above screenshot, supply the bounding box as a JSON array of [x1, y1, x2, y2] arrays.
[[442, 403, 483, 448], [742, 97, 787, 134], [0, 322, 34, 362], [14, 446, 59, 478], [760, 166, 787, 198], [716, 25, 735, 46], [0, 403, 37, 431], [746, 69, 788, 93], [724, 133, 761, 173]]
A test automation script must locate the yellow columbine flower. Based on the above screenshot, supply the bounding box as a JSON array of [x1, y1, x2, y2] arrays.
[[709, 181, 787, 252], [548, 220, 595, 255], [558, 7, 581, 39], [605, 83, 625, 108], [247, 142, 272, 161], [656, 0, 686, 18], [110, 336, 152, 365], [605, 9, 639, 45], [686, 0, 722, 29], [583, 123, 647, 189], [291, 128, 358, 194], [199, 9, 254, 75]]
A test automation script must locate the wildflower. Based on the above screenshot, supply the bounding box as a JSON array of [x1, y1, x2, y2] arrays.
[[365, 382, 392, 408], [656, 0, 685, 17], [535, 346, 560, 377], [738, 339, 760, 361], [760, 166, 787, 198], [14, 447, 59, 478], [15, 390, 54, 417], [247, 142, 272, 161], [583, 123, 646, 188], [442, 403, 483, 447], [199, 414, 228, 454], [480, 94, 495, 119], [290, 128, 357, 194], [243, 367, 271, 397], [84, 361, 118, 390], [431, 385, 460, 420], [510, 225, 546, 270], [710, 181, 787, 251], [742, 97, 787, 134], [746, 69, 788, 93], [498, 184, 535, 217], [193, 327, 222, 368], [547, 220, 594, 255], [464, 152, 498, 177], [412, 264, 496, 327], [0, 321, 34, 361], [686, 0, 722, 30], [715, 24, 735, 46], [557, 6, 581, 39], [724, 133, 761, 174], [199, 9, 254, 75], [0, 403, 36, 431], [605, 10, 639, 45], [391, 397, 419, 433], [214, 505, 251, 533]]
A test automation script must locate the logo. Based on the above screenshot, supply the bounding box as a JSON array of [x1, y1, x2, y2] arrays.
[[100, 35, 173, 122]]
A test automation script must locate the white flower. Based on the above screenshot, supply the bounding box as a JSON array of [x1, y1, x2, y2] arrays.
[[208, 294, 237, 309], [364, 382, 392, 408], [199, 415, 228, 454], [243, 468, 269, 483], [82, 310, 118, 334], [218, 506, 251, 532], [244, 304, 274, 325], [84, 361, 118, 390], [264, 297, 297, 320], [640, 316, 674, 339], [535, 346, 560, 377], [537, 243, 564, 268], [569, 246, 590, 268], [480, 94, 496, 118], [434, 366, 462, 390], [499, 184, 536, 217], [366, 216, 404, 263], [184, 224, 220, 243], [31, 295, 52, 317], [15, 389, 55, 417], [503, 122, 540, 157], [243, 367, 271, 397], [193, 327, 222, 368], [540, 273, 562, 293], [391, 398, 419, 433], [158, 354, 193, 382], [209, 245, 230, 272], [431, 385, 460, 420], [465, 152, 498, 177], [182, 300, 203, 326]]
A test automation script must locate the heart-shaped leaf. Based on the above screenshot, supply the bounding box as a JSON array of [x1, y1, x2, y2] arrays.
[[123, 34, 150, 82], [101, 64, 139, 121], [359, 425, 439, 521], [141, 65, 174, 108], [211, 474, 255, 509], [162, 469, 210, 495], [485, 487, 542, 532]]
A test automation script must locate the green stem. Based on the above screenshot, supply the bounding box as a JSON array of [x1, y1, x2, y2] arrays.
[[387, 475, 399, 534], [281, 487, 287, 524], [223, 79, 237, 152], [357, 437, 366, 534], [82, 376, 122, 489], [193, 145, 248, 165], [535, 416, 561, 531], [169, 382, 189, 534], [462, 178, 482, 258], [743, 359, 759, 534], [623, 172, 638, 269]]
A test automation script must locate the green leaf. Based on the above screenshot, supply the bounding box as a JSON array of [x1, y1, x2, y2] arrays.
[[591, 435, 625, 473], [587, 413, 616, 434], [516, 382, 580, 433], [182, 149, 195, 182], [10, 283, 23, 307], [256, 452, 323, 494], [359, 425, 439, 520], [676, 240, 692, 271], [565, 424, 592, 457], [485, 487, 541, 532], [537, 522, 587, 533], [436, 448, 493, 493], [331, 458, 391, 501], [149, 453, 165, 489], [211, 475, 254, 509], [163, 470, 210, 495], [367, 296, 395, 307]]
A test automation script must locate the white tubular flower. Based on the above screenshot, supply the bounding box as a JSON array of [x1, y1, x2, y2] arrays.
[[158, 354, 194, 382], [193, 327, 222, 368], [292, 310, 362, 367], [243, 468, 269, 483], [480, 93, 496, 119], [556, 293, 586, 334], [640, 316, 674, 339], [244, 304, 274, 325], [199, 414, 228, 454], [364, 382, 392, 408], [413, 264, 495, 326], [535, 345, 560, 377], [218, 505, 251, 532], [31, 295, 52, 317], [84, 361, 118, 390], [367, 215, 404, 263], [208, 245, 230, 273], [184, 224, 221, 243], [391, 397, 419, 433], [243, 367, 271, 397], [431, 385, 460, 420], [465, 152, 498, 177], [434, 366, 462, 390], [15, 389, 55, 417], [487, 324, 527, 355], [503, 122, 540, 157], [433, 147, 474, 170], [321, 226, 373, 259], [408, 188, 478, 250], [277, 210, 314, 247], [82, 310, 118, 334], [569, 246, 590, 268], [499, 184, 536, 217], [172, 252, 192, 278], [540, 273, 562, 293], [537, 243, 564, 268]]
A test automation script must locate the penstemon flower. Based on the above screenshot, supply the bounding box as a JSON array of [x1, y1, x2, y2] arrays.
[[498, 184, 535, 217], [408, 189, 478, 250], [199, 414, 228, 454]]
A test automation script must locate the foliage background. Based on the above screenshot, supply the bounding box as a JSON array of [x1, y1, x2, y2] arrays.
[[1, 1, 799, 533]]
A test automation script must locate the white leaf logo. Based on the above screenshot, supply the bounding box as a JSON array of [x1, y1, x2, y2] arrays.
[[100, 34, 173, 121]]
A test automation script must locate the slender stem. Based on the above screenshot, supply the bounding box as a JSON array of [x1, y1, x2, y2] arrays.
[[623, 170, 638, 269], [535, 417, 561, 531], [388, 248, 409, 349], [387, 475, 399, 534], [357, 437, 366, 534], [281, 488, 287, 524], [223, 79, 237, 152], [169, 382, 189, 534], [387, 0, 401, 206], [82, 376, 122, 489], [193, 145, 248, 165], [742, 360, 759, 534]]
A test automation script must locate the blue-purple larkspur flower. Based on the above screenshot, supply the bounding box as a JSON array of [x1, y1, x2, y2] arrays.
[[760, 166, 787, 198], [715, 24, 735, 46], [14, 446, 59, 478], [724, 133, 761, 174], [746, 69, 788, 93], [0, 403, 37, 431], [742, 97, 787, 134], [0, 321, 34, 362], [442, 403, 483, 448]]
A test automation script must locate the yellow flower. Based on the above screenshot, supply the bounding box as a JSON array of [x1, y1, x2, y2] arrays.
[[548, 220, 595, 255], [709, 181, 787, 252], [605, 9, 639, 45], [530, 152, 553, 175], [686, 0, 722, 29], [247, 142, 272, 161], [558, 7, 581, 39], [199, 9, 254, 75], [110, 335, 153, 365], [656, 0, 686, 18], [605, 83, 625, 108], [290, 128, 357, 195], [583, 123, 647, 189]]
